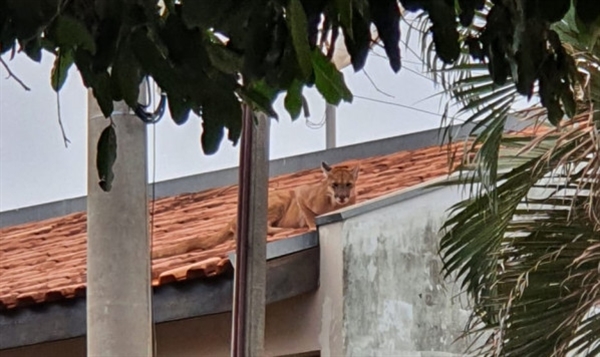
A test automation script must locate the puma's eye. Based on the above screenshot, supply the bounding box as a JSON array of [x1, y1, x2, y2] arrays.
[[332, 183, 339, 189], [346, 183, 352, 188]]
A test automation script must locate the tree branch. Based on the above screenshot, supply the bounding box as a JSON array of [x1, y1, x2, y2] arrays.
[[0, 57, 31, 91]]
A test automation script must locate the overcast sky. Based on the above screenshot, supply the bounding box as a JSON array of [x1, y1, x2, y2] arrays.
[[0, 21, 462, 212]]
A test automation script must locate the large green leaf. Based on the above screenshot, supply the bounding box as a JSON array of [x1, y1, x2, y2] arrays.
[[368, 0, 401, 72], [334, 0, 353, 39], [167, 93, 192, 125], [111, 39, 143, 108], [286, 0, 313, 79], [53, 14, 96, 53], [284, 79, 303, 120], [92, 71, 114, 118], [199, 103, 227, 155], [311, 50, 352, 105], [51, 49, 73, 92], [239, 80, 279, 118], [22, 36, 43, 62]]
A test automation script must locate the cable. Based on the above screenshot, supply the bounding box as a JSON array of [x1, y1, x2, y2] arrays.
[[148, 77, 158, 357], [305, 109, 326, 129], [353, 94, 467, 123]]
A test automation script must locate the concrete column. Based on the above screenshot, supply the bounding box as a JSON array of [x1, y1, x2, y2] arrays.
[[86, 89, 153, 356], [325, 103, 337, 149], [231, 110, 270, 356]]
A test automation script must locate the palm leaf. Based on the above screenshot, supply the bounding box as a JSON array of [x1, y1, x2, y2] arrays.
[[436, 115, 600, 356]]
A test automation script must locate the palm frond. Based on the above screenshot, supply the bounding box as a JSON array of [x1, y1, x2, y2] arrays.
[[437, 114, 600, 356], [411, 1, 600, 217]]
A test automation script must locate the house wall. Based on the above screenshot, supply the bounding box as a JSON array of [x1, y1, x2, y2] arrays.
[[2, 185, 479, 357], [319, 185, 480, 357], [0, 292, 321, 357]]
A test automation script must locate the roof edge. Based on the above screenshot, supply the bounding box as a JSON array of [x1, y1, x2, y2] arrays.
[[0, 114, 532, 228], [0, 123, 478, 228], [315, 175, 454, 226], [0, 234, 318, 350]]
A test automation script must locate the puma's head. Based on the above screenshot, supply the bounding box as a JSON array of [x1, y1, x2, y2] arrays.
[[321, 161, 360, 205]]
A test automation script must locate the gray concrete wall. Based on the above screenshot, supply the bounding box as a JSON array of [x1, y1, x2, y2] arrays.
[[320, 185, 479, 357]]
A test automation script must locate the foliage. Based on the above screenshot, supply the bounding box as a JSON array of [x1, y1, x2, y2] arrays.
[[417, 2, 598, 198], [440, 118, 600, 356], [422, 1, 600, 356], [1, 0, 598, 152], [1, 0, 599, 190]]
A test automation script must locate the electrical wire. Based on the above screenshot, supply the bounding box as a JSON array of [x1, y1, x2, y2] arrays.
[[147, 77, 158, 357], [305, 110, 326, 129], [353, 94, 466, 123]]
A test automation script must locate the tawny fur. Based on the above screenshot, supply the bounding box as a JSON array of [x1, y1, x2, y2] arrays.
[[152, 162, 359, 259]]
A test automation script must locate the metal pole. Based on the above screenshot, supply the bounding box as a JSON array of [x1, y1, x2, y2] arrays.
[[325, 103, 337, 149], [86, 88, 153, 356], [231, 105, 270, 357]]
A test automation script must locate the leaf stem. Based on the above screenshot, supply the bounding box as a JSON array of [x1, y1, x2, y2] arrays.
[[56, 91, 71, 148]]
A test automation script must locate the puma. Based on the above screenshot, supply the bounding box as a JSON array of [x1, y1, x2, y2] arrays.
[[152, 161, 360, 259]]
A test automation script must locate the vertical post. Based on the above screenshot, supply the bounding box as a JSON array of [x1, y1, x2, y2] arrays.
[[231, 106, 270, 357], [325, 103, 337, 149], [87, 89, 153, 356]]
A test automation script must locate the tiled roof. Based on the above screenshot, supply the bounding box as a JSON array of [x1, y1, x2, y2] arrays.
[[0, 142, 468, 310]]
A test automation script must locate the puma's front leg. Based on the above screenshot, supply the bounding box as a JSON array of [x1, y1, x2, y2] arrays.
[[297, 197, 317, 230]]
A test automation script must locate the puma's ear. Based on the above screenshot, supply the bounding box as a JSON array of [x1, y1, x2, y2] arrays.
[[321, 161, 332, 177], [352, 164, 360, 180]]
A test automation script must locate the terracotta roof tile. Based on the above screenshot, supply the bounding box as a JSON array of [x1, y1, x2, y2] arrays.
[[0, 140, 478, 310]]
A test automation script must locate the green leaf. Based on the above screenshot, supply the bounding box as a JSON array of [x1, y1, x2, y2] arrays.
[[200, 91, 242, 152], [335, 0, 353, 39], [54, 15, 96, 53], [130, 28, 182, 99], [284, 79, 303, 120], [96, 123, 117, 192], [238, 79, 279, 118], [92, 71, 114, 118], [111, 41, 143, 108], [51, 49, 74, 92], [311, 49, 353, 105], [369, 0, 401, 72], [238, 86, 279, 119], [22, 37, 43, 62], [167, 93, 192, 125], [250, 79, 279, 103], [286, 0, 313, 79], [200, 108, 225, 155], [205, 41, 242, 75], [343, 7, 371, 71]]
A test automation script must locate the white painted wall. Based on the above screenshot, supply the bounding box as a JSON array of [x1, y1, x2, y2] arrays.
[[318, 184, 482, 357]]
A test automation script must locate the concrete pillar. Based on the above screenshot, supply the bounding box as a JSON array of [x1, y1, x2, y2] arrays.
[[231, 109, 270, 357], [86, 89, 153, 356], [325, 103, 337, 149]]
